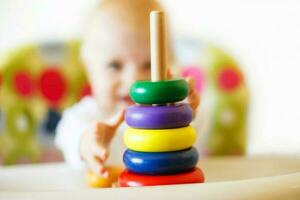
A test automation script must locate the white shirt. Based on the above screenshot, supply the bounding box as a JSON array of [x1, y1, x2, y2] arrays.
[[55, 97, 127, 169]]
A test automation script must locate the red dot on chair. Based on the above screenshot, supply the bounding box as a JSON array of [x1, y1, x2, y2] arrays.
[[39, 69, 67, 106], [13, 71, 34, 97], [79, 83, 92, 99], [218, 68, 242, 91]]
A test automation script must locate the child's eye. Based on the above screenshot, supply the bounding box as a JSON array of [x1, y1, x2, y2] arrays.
[[108, 61, 122, 71], [143, 61, 151, 70]]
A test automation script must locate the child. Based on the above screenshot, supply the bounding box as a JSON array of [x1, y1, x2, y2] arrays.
[[55, 0, 199, 177]]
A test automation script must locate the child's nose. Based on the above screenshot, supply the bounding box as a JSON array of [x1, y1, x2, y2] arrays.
[[121, 64, 138, 91]]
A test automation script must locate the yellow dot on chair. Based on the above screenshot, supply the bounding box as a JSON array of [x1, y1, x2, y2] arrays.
[[124, 125, 197, 152]]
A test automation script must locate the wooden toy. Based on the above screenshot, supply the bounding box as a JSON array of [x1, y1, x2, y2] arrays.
[[123, 147, 199, 175], [124, 126, 196, 152], [125, 103, 193, 129], [118, 11, 205, 187], [118, 168, 205, 187]]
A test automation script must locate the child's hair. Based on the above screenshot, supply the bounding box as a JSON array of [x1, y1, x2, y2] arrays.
[[98, 0, 164, 29], [81, 0, 173, 67]]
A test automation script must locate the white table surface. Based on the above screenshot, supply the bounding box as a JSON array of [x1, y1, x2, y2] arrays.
[[0, 156, 300, 200]]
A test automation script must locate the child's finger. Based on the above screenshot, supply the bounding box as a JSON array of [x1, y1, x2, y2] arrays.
[[185, 77, 196, 93], [100, 168, 109, 178], [167, 69, 173, 79], [93, 140, 110, 159], [111, 109, 125, 129], [101, 149, 109, 161], [97, 162, 109, 178], [94, 148, 109, 162], [186, 77, 200, 103], [90, 156, 108, 178], [88, 156, 103, 176], [184, 77, 201, 118], [94, 155, 104, 164], [190, 93, 200, 109]]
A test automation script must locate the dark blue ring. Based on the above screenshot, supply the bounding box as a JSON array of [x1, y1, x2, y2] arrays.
[[123, 147, 199, 175]]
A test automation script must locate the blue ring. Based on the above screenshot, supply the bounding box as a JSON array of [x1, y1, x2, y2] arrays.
[[123, 147, 199, 175]]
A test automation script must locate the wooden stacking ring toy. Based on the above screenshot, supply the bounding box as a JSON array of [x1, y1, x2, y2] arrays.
[[124, 125, 196, 152], [118, 167, 205, 187], [125, 103, 193, 129], [119, 11, 205, 187], [130, 79, 188, 104], [123, 147, 199, 175]]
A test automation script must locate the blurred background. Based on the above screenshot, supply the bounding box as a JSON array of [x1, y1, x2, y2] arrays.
[[0, 0, 300, 165]]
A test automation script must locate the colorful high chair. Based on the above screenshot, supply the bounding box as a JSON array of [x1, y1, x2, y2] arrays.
[[0, 34, 250, 165], [0, 41, 90, 164]]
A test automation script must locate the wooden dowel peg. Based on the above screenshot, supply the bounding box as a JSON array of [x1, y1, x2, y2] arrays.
[[150, 11, 167, 82]]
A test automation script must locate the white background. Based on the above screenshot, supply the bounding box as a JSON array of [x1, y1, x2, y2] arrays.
[[0, 0, 300, 155]]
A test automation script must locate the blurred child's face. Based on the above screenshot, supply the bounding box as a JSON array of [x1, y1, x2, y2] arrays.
[[83, 17, 151, 116], [82, 0, 171, 118]]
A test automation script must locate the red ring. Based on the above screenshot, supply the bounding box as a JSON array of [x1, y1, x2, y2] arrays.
[[118, 167, 205, 187]]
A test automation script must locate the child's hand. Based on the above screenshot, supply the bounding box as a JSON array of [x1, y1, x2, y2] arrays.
[[186, 77, 201, 118], [167, 70, 201, 118], [80, 110, 125, 177]]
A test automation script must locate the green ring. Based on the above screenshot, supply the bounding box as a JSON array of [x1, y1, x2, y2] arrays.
[[130, 79, 188, 104]]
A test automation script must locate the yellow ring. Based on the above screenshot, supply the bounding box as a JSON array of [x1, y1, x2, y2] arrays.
[[124, 126, 197, 152]]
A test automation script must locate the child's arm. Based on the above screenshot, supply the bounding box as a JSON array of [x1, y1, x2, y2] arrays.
[[79, 110, 125, 177]]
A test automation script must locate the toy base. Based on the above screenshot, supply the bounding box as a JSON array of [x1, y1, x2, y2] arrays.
[[118, 167, 205, 187]]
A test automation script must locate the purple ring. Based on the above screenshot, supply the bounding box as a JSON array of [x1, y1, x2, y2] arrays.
[[125, 103, 193, 129]]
